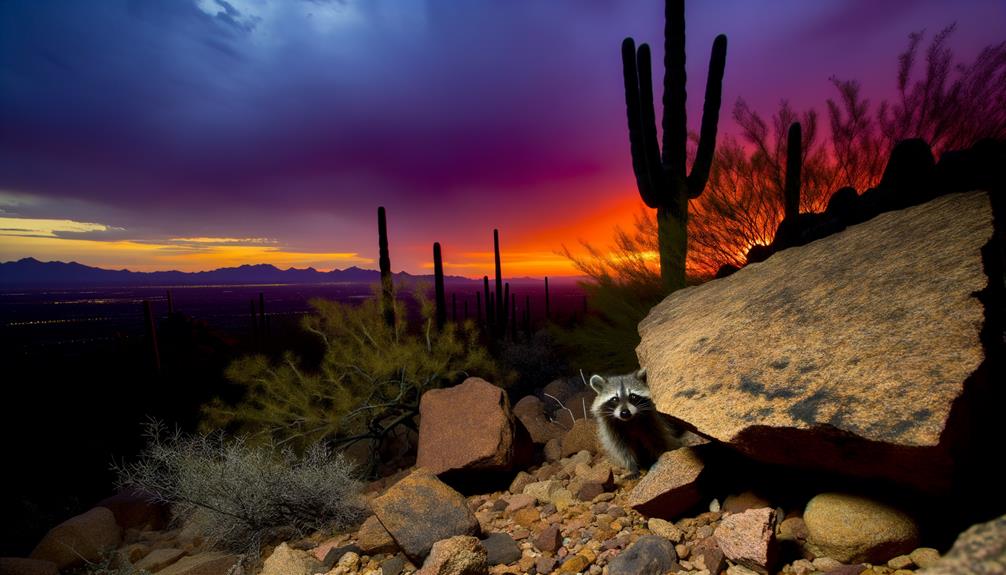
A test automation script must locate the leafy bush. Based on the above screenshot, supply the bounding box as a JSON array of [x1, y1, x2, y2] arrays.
[[113, 420, 366, 553], [202, 286, 501, 469]]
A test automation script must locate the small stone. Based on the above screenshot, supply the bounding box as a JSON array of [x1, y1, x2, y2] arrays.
[[416, 536, 487, 575], [648, 518, 685, 543], [577, 482, 604, 501], [710, 499, 722, 513], [714, 507, 776, 574], [694, 537, 727, 575], [481, 533, 521, 566], [511, 527, 530, 540], [380, 554, 406, 575], [557, 554, 591, 574], [535, 554, 557, 574], [505, 494, 535, 513], [722, 492, 773, 515], [607, 535, 678, 575], [727, 565, 763, 575], [593, 492, 615, 503], [887, 555, 913, 570], [535, 525, 562, 553], [553, 489, 575, 512], [791, 559, 815, 575], [908, 547, 939, 568], [524, 480, 563, 504], [512, 508, 540, 529], [676, 543, 690, 559], [509, 472, 535, 495], [812, 557, 845, 571], [491, 499, 509, 512], [778, 517, 809, 542]]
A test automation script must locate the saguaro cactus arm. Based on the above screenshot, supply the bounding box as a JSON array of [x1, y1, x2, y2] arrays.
[[687, 34, 728, 197]]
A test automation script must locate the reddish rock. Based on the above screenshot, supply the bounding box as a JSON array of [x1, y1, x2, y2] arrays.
[[358, 514, 399, 555], [513, 395, 566, 444], [544, 438, 563, 462], [96, 491, 169, 530], [694, 537, 727, 575], [560, 418, 598, 457], [508, 471, 534, 495], [30, 507, 122, 569], [534, 525, 562, 553], [371, 468, 480, 562], [417, 378, 531, 476], [714, 507, 777, 574], [576, 482, 604, 501], [504, 494, 535, 513], [627, 448, 704, 518], [416, 536, 487, 575], [0, 558, 59, 575]]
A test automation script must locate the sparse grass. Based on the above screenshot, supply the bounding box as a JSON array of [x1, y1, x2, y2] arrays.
[[112, 420, 366, 553]]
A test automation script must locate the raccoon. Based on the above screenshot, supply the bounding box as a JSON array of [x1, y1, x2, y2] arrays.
[[589, 368, 682, 475]]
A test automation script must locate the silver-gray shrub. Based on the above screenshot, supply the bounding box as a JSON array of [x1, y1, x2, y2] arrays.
[[113, 420, 367, 552]]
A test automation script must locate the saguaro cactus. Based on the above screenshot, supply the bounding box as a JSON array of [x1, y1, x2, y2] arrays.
[[622, 0, 727, 291], [378, 207, 395, 327], [782, 122, 803, 246], [493, 229, 507, 338], [433, 242, 446, 329]]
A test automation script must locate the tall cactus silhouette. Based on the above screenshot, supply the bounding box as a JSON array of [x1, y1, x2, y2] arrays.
[[433, 242, 446, 329], [378, 207, 395, 327], [782, 122, 803, 246], [622, 0, 727, 291]]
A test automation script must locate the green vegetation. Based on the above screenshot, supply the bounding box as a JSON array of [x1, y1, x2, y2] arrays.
[[202, 286, 501, 467], [114, 421, 366, 553]]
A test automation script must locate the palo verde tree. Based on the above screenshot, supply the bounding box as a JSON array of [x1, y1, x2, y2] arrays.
[[622, 0, 727, 292]]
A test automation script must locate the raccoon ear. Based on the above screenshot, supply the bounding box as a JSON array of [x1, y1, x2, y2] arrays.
[[589, 374, 605, 394], [635, 367, 648, 382]]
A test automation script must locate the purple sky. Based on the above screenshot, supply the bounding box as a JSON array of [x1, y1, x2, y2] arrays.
[[1, 0, 1002, 275]]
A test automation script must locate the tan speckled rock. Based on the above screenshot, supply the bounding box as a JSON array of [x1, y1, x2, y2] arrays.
[[918, 514, 1004, 574], [637, 191, 997, 493], [803, 493, 919, 564], [626, 448, 704, 518], [714, 507, 776, 574], [371, 468, 480, 562], [416, 536, 487, 575]]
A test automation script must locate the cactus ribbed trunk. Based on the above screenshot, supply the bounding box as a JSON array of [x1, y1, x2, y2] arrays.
[[622, 0, 727, 292], [378, 207, 395, 327], [544, 276, 551, 320], [783, 122, 803, 246], [433, 242, 446, 330], [493, 229, 505, 338]]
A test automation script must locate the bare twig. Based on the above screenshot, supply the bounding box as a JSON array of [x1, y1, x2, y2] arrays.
[[544, 392, 575, 430]]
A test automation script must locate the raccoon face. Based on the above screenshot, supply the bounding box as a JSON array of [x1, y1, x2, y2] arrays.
[[589, 368, 653, 422]]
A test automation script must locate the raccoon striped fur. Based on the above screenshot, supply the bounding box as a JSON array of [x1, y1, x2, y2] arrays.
[[589, 368, 683, 475]]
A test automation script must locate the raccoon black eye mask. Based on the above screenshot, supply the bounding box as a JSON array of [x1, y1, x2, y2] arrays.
[[589, 368, 683, 475]]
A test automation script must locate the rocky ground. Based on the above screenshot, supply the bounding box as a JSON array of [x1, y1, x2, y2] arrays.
[[7, 444, 976, 575]]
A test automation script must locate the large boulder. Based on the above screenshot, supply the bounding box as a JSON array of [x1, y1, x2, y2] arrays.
[[637, 191, 1001, 493], [919, 514, 1004, 575], [371, 468, 481, 562], [30, 507, 122, 569], [512, 396, 566, 444], [417, 377, 531, 476]]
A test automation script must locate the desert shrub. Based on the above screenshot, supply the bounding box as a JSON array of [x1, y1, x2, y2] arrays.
[[113, 420, 366, 553], [202, 286, 501, 468], [498, 329, 570, 396], [555, 211, 670, 373]]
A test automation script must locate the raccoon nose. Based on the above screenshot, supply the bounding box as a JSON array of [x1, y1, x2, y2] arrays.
[[619, 408, 631, 419]]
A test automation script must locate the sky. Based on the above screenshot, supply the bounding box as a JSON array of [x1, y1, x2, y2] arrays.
[[1, 0, 1002, 276]]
